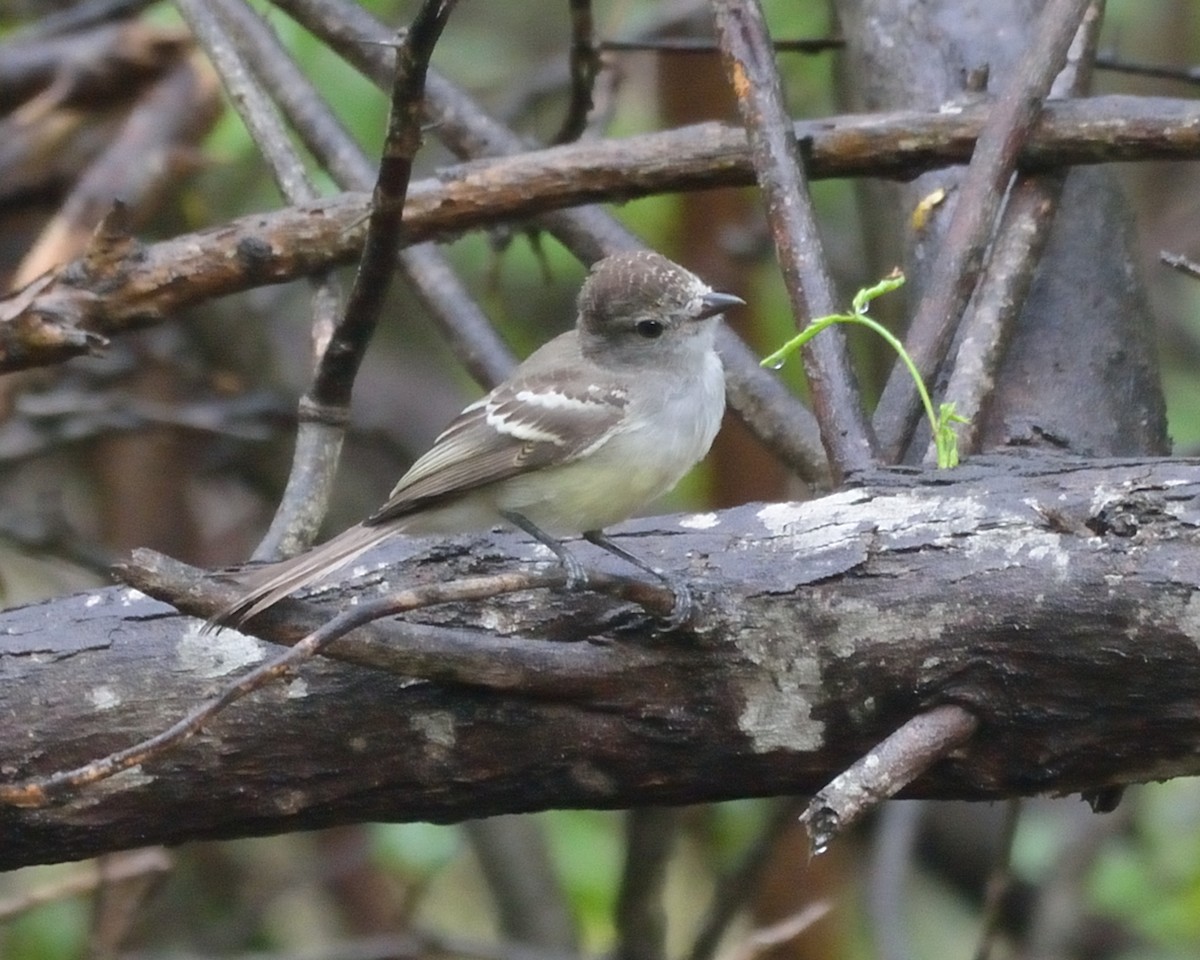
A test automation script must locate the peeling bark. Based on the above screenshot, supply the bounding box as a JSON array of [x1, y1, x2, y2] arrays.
[[1, 453, 1198, 870]]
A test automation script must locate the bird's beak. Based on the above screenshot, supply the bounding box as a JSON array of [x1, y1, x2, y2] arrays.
[[696, 291, 745, 319]]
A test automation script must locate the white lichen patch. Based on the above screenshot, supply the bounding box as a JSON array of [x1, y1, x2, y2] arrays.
[[962, 525, 1072, 577], [85, 594, 103, 608], [864, 490, 991, 542], [679, 512, 720, 530], [286, 678, 309, 699], [411, 710, 456, 752], [735, 628, 825, 753], [89, 685, 121, 711], [121, 588, 147, 606], [177, 622, 265, 678], [273, 789, 310, 815], [1179, 592, 1200, 652]]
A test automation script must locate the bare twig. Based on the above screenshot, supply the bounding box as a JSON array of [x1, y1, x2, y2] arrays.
[[313, 0, 458, 411], [927, 1, 1105, 461], [120, 546, 680, 685], [872, 0, 1096, 462], [729, 902, 833, 960], [801, 704, 980, 855], [615, 808, 677, 960], [212, 0, 515, 392], [973, 798, 1023, 960], [553, 0, 599, 144], [1095, 50, 1200, 86], [688, 798, 808, 960], [711, 0, 875, 480], [1161, 249, 1200, 280], [464, 816, 578, 949], [177, 0, 346, 561], [175, 0, 317, 203], [0, 847, 171, 921]]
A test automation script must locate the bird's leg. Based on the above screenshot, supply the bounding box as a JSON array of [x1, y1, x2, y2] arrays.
[[501, 511, 587, 589], [583, 530, 692, 627]]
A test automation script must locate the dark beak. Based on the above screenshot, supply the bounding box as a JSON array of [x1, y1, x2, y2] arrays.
[[697, 291, 745, 319]]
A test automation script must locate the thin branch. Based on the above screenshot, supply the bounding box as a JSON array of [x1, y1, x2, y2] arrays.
[[972, 799, 1022, 960], [312, 0, 458, 411], [175, 0, 317, 204], [552, 0, 599, 145], [927, 1, 1105, 461], [176, 0, 345, 561], [0, 847, 171, 921], [1095, 50, 1200, 86], [688, 798, 808, 960], [729, 903, 833, 960], [1161, 249, 1200, 280], [615, 809, 676, 960], [711, 0, 875, 480], [801, 704, 980, 855], [872, 0, 1096, 462]]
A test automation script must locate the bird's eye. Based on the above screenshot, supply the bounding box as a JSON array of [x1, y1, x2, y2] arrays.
[[636, 319, 664, 339]]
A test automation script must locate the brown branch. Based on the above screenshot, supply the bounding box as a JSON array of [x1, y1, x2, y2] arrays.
[[553, 0, 599, 145], [872, 0, 1096, 461], [801, 705, 981, 855], [712, 0, 875, 480], [0, 847, 171, 922], [314, 0, 458, 410], [12, 51, 221, 287], [2, 93, 1194, 374]]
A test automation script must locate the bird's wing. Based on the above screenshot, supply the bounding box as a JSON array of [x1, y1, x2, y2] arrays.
[[367, 368, 629, 525]]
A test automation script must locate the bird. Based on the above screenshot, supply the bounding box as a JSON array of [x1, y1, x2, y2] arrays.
[[210, 250, 743, 629]]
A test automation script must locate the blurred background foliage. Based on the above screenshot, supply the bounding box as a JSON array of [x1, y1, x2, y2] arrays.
[[0, 1, 1199, 959]]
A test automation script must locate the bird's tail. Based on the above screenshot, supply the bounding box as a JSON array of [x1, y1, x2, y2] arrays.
[[206, 522, 394, 631]]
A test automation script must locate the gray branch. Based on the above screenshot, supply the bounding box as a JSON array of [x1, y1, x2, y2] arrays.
[[1, 453, 1198, 870]]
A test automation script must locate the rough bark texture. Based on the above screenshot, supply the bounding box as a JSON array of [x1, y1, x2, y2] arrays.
[[2, 453, 1198, 871]]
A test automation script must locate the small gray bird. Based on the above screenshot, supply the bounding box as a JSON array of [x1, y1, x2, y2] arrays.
[[211, 250, 742, 628]]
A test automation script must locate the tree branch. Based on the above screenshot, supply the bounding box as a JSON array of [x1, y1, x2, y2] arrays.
[[1, 453, 1198, 869], [1, 94, 1196, 373]]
